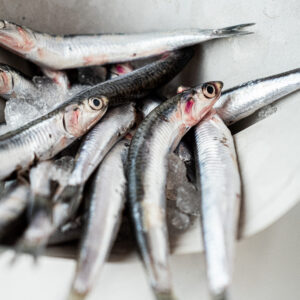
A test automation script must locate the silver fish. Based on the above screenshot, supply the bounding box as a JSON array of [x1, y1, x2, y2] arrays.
[[48, 215, 84, 245], [67, 103, 136, 188], [0, 63, 37, 100], [17, 157, 75, 254], [0, 89, 109, 180], [0, 182, 29, 238], [128, 82, 223, 299], [0, 20, 253, 69], [70, 139, 129, 299], [41, 67, 70, 91], [215, 68, 300, 125], [195, 113, 241, 299]]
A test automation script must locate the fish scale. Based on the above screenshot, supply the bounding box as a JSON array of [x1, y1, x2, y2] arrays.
[[195, 113, 241, 300], [0, 20, 253, 69], [0, 49, 192, 180], [128, 82, 223, 299]]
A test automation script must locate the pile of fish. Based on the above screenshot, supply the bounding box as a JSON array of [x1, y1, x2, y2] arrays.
[[0, 19, 299, 300]]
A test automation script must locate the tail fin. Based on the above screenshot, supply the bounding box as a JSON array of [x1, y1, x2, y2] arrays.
[[212, 23, 255, 38]]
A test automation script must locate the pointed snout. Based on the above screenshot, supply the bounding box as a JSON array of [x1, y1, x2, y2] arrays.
[[213, 81, 224, 90]]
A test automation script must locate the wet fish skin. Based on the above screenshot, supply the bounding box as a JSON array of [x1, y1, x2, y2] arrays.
[[215, 68, 300, 125], [0, 20, 254, 69], [128, 81, 223, 299], [41, 67, 70, 90], [70, 139, 129, 299], [48, 215, 84, 245], [67, 103, 136, 187], [0, 63, 37, 100], [0, 89, 109, 180], [16, 157, 75, 255], [137, 94, 165, 119], [0, 182, 29, 239], [195, 113, 241, 299]]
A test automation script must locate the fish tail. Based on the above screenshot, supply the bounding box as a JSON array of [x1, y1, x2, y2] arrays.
[[213, 23, 255, 37]]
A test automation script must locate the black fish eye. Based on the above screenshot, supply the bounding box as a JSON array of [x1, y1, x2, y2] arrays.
[[203, 84, 216, 99], [207, 85, 214, 94], [88, 96, 106, 110], [93, 99, 100, 107]]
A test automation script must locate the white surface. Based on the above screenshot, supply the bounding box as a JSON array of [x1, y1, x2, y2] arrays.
[[0, 0, 299, 299]]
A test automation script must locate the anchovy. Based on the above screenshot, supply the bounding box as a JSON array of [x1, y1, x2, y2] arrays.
[[0, 48, 189, 180], [17, 157, 75, 255], [70, 139, 129, 299], [48, 215, 84, 245], [0, 91, 108, 180], [0, 20, 254, 69], [41, 67, 70, 90], [67, 103, 136, 188], [108, 62, 134, 79], [128, 81, 223, 299], [0, 63, 37, 100], [137, 94, 164, 119], [215, 68, 300, 125], [0, 182, 29, 239], [195, 113, 241, 300]]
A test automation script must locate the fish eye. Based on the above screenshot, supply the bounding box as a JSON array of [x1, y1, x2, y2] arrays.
[[203, 84, 216, 98], [88, 96, 107, 110]]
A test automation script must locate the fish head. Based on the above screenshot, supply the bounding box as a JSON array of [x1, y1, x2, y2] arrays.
[[179, 81, 223, 127], [0, 64, 14, 94], [110, 62, 134, 78], [0, 20, 36, 54], [63, 95, 109, 137]]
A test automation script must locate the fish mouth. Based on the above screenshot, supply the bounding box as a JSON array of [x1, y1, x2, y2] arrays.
[[0, 21, 35, 53], [214, 81, 224, 91]]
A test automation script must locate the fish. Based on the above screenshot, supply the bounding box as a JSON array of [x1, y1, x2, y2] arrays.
[[0, 90, 109, 180], [194, 113, 241, 300], [0, 182, 29, 239], [41, 67, 70, 90], [137, 94, 165, 119], [16, 157, 75, 256], [66, 103, 136, 189], [215, 68, 300, 125], [48, 215, 84, 245], [70, 139, 130, 300], [0, 63, 38, 100], [127, 81, 223, 299], [0, 20, 254, 69], [0, 48, 189, 180]]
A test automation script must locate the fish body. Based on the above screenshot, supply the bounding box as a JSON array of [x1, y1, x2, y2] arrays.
[[0, 20, 253, 69], [67, 103, 136, 187], [195, 113, 241, 299], [17, 157, 75, 254], [0, 182, 29, 238], [0, 63, 37, 100], [128, 82, 223, 299], [215, 68, 300, 124], [0, 93, 108, 180], [71, 139, 129, 298]]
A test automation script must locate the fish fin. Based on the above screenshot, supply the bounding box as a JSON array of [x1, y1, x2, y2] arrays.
[[213, 23, 255, 37]]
